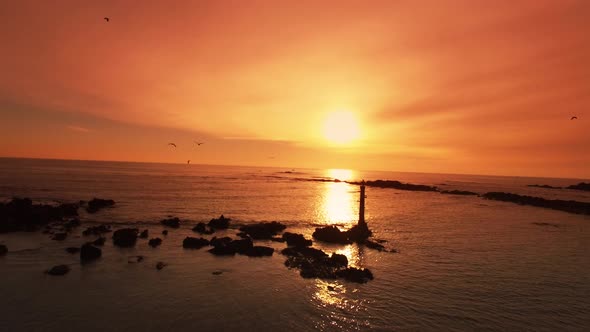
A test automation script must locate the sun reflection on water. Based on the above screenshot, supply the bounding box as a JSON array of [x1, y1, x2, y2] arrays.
[[320, 169, 358, 226]]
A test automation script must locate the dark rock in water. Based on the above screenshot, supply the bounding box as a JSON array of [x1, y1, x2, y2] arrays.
[[532, 222, 560, 228], [46, 264, 70, 276], [112, 228, 139, 247], [92, 237, 106, 246], [65, 247, 80, 254], [335, 267, 374, 283], [82, 225, 111, 236], [156, 262, 167, 270], [149, 238, 162, 247], [281, 246, 328, 260], [0, 197, 80, 233], [160, 217, 180, 228], [212, 270, 223, 275], [139, 229, 149, 239], [312, 226, 351, 244], [440, 190, 479, 196], [245, 246, 274, 257], [57, 203, 80, 217], [329, 253, 348, 268], [350, 179, 438, 192], [363, 240, 387, 251], [86, 198, 115, 213], [208, 237, 253, 256], [346, 224, 372, 242], [52, 232, 67, 241], [210, 236, 232, 248], [239, 221, 287, 239], [567, 182, 590, 191], [282, 232, 312, 247], [63, 218, 81, 231], [80, 244, 101, 262], [231, 238, 254, 254], [192, 222, 215, 235], [483, 192, 590, 215], [270, 236, 286, 243], [0, 244, 7, 256], [182, 237, 210, 249], [208, 215, 231, 229], [527, 184, 562, 189], [162, 230, 168, 235], [128, 255, 144, 263]]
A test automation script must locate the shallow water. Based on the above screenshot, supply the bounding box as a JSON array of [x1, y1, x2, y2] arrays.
[[0, 158, 589, 331]]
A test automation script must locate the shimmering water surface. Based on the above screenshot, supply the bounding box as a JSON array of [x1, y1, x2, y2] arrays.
[[0, 158, 589, 331]]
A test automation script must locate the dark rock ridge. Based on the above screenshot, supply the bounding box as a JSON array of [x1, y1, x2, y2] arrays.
[[86, 198, 115, 213], [80, 244, 101, 262], [0, 198, 81, 233], [192, 222, 215, 235], [0, 244, 7, 256], [183, 237, 210, 249], [139, 229, 149, 238], [112, 228, 139, 247], [239, 221, 286, 239], [527, 184, 562, 189], [483, 192, 590, 215], [245, 246, 274, 257], [567, 182, 590, 191], [160, 217, 180, 228], [208, 237, 253, 256], [82, 225, 111, 236], [282, 232, 312, 247], [312, 224, 372, 245], [149, 238, 162, 247], [208, 215, 231, 229], [350, 180, 438, 192], [46, 264, 70, 276], [440, 190, 479, 196]]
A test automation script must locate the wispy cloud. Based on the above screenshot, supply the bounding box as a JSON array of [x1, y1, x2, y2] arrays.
[[66, 125, 92, 133]]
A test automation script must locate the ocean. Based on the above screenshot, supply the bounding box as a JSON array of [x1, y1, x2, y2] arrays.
[[0, 158, 588, 331]]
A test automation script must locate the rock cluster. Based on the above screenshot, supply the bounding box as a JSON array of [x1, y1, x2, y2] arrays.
[[112, 228, 139, 247], [483, 192, 590, 215], [86, 198, 115, 214]]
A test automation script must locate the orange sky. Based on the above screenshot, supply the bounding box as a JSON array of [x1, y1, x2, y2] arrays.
[[1, 0, 589, 178]]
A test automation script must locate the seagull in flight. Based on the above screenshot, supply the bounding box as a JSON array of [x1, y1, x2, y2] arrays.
[[104, 17, 110, 22], [168, 143, 177, 148], [571, 116, 578, 120], [194, 141, 205, 146]]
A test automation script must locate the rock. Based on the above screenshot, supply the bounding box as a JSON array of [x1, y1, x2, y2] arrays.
[[182, 237, 210, 249], [156, 262, 167, 270], [63, 218, 81, 231], [0, 197, 78, 233], [139, 229, 149, 239], [46, 264, 70, 276], [208, 215, 230, 229], [112, 228, 139, 247], [281, 246, 328, 260], [483, 192, 590, 215], [128, 255, 144, 263], [82, 225, 111, 236], [527, 184, 562, 189], [212, 270, 223, 275], [282, 232, 312, 247], [567, 182, 590, 191], [328, 253, 348, 268], [350, 179, 438, 192], [245, 246, 274, 257], [532, 222, 560, 228], [160, 217, 180, 228], [0, 244, 7, 256], [210, 236, 232, 247], [239, 221, 287, 239], [92, 237, 106, 246], [52, 232, 67, 241], [440, 190, 479, 196], [148, 238, 162, 247], [86, 198, 115, 213], [192, 222, 215, 234], [270, 236, 286, 243], [80, 244, 101, 262], [335, 267, 374, 283], [57, 203, 80, 217], [312, 226, 350, 244], [208, 237, 253, 256], [363, 240, 386, 251], [162, 230, 168, 235], [65, 247, 80, 254], [346, 224, 372, 242]]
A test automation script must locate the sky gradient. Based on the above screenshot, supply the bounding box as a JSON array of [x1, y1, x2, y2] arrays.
[[1, 0, 589, 178]]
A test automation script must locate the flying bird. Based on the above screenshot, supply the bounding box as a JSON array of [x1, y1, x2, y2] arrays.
[[194, 141, 205, 146], [104, 17, 110, 22], [168, 143, 177, 148], [571, 116, 578, 120]]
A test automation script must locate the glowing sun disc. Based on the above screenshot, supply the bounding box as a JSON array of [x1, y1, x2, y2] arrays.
[[323, 111, 360, 144]]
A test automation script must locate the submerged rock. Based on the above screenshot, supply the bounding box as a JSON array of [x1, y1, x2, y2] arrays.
[[162, 230, 168, 235], [239, 221, 286, 239], [46, 264, 70, 276], [148, 238, 162, 247], [156, 262, 167, 270], [282, 232, 312, 247], [80, 244, 101, 262], [335, 267, 374, 283], [128, 255, 144, 263], [160, 217, 180, 228], [532, 222, 560, 228], [86, 198, 115, 213], [139, 229, 149, 239], [363, 240, 387, 252], [192, 222, 215, 235], [0, 244, 7, 256], [208, 215, 231, 229], [182, 237, 210, 249], [65, 247, 80, 254], [82, 225, 111, 236], [483, 192, 590, 215], [92, 237, 106, 246], [440, 190, 479, 196], [245, 246, 274, 257], [112, 228, 139, 247]]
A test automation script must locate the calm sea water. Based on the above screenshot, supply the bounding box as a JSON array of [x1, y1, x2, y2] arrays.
[[0, 158, 589, 331]]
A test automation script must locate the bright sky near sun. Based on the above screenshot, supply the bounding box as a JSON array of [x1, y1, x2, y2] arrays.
[[0, 0, 589, 178]]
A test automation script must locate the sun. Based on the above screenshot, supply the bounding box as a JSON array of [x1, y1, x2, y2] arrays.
[[323, 111, 360, 145]]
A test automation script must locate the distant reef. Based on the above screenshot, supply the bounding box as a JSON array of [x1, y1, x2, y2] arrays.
[[566, 182, 590, 192], [527, 184, 563, 189], [483, 192, 590, 215], [348, 180, 438, 192]]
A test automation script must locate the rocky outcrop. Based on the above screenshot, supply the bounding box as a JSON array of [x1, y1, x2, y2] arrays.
[[82, 225, 111, 236], [567, 182, 590, 191], [282, 232, 312, 247], [440, 190, 479, 196], [239, 221, 286, 239], [350, 180, 437, 192], [483, 192, 590, 215], [245, 246, 274, 257], [335, 267, 374, 283], [527, 184, 562, 189], [160, 217, 180, 228], [148, 238, 162, 247], [208, 215, 231, 229], [112, 228, 139, 247], [182, 237, 210, 249], [86, 198, 115, 213], [46, 264, 70, 276], [139, 229, 149, 238], [0, 198, 81, 233], [282, 247, 371, 282], [208, 237, 253, 256], [312, 224, 372, 244], [80, 244, 101, 262], [192, 222, 214, 235]]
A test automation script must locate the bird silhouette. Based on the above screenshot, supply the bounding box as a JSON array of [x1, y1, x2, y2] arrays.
[[168, 143, 177, 148], [194, 141, 205, 146], [571, 116, 578, 120], [104, 17, 109, 22]]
